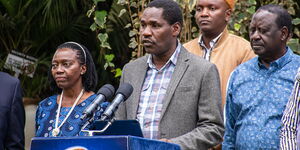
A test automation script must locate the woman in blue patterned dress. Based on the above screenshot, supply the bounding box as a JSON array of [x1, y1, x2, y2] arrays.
[[36, 42, 106, 137]]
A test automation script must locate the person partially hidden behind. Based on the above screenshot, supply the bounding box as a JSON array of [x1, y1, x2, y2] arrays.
[[116, 0, 224, 149], [35, 42, 107, 137], [0, 72, 25, 149], [184, 0, 255, 106], [223, 4, 300, 149], [280, 69, 300, 150]]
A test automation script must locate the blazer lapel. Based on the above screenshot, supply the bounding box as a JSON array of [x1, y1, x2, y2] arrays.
[[160, 47, 190, 119], [128, 56, 148, 119]]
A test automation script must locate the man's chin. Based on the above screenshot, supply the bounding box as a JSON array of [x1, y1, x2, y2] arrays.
[[144, 47, 155, 54], [199, 26, 213, 34], [253, 49, 265, 56]]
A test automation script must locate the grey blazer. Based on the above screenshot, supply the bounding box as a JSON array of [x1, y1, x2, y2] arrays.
[[116, 46, 224, 150]]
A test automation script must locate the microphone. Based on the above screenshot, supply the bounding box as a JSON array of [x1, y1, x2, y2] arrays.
[[100, 83, 133, 121], [81, 84, 115, 120]]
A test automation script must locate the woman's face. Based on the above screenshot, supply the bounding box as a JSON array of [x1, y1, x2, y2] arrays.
[[51, 48, 86, 90]]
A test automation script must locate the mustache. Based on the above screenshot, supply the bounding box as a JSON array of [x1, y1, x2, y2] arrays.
[[251, 41, 264, 46], [142, 39, 154, 44]]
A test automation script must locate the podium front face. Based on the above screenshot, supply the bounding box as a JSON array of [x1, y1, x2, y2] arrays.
[[30, 136, 180, 150]]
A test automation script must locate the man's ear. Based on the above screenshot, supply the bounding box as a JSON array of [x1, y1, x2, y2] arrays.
[[225, 9, 232, 22], [280, 26, 290, 41], [172, 22, 181, 37]]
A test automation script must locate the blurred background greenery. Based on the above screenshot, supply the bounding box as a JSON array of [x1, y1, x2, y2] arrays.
[[0, 0, 299, 102]]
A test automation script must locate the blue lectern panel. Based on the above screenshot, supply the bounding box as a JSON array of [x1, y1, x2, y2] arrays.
[[93, 120, 143, 137], [31, 136, 181, 150], [31, 136, 127, 150]]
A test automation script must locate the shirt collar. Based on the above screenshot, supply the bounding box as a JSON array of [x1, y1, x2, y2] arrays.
[[198, 32, 223, 50], [147, 40, 181, 70], [256, 47, 293, 70]]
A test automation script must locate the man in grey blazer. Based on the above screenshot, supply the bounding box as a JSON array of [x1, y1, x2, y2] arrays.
[[116, 0, 224, 149]]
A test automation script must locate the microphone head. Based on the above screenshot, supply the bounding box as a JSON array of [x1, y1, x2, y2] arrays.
[[116, 83, 133, 100], [97, 84, 115, 100]]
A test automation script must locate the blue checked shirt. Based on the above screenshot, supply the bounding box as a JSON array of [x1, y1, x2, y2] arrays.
[[280, 68, 300, 150], [223, 47, 300, 149], [137, 42, 181, 139]]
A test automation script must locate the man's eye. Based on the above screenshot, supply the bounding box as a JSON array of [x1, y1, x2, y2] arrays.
[[210, 7, 216, 11], [196, 7, 202, 12]]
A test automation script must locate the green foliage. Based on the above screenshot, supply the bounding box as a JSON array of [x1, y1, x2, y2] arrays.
[[0, 0, 96, 98], [230, 0, 300, 54], [88, 0, 300, 88]]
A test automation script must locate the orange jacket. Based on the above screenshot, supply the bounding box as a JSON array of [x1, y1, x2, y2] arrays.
[[184, 28, 256, 106]]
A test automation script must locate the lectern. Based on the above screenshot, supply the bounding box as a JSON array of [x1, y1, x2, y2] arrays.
[[31, 120, 180, 150], [31, 136, 180, 150]]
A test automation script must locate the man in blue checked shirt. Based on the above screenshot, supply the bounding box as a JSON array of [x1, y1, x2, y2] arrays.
[[116, 0, 224, 149], [222, 4, 300, 150]]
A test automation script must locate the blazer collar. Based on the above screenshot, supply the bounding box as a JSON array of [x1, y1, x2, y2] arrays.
[[128, 46, 190, 119], [128, 56, 148, 119], [160, 46, 190, 119]]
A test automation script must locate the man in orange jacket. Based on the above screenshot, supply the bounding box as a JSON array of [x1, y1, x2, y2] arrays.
[[184, 0, 255, 107]]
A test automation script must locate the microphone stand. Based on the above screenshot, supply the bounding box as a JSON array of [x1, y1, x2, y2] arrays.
[[81, 114, 116, 136]]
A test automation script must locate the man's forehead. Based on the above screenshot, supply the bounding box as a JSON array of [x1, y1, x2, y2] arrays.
[[141, 7, 164, 21], [251, 10, 277, 25]]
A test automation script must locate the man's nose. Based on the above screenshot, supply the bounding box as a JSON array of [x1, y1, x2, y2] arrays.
[[141, 26, 152, 37], [200, 8, 209, 17], [250, 30, 260, 41]]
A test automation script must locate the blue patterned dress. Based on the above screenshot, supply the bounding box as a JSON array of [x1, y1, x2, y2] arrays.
[[35, 94, 107, 137]]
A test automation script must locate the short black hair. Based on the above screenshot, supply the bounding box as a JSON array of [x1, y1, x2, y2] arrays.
[[49, 42, 98, 93], [257, 4, 292, 35], [147, 0, 183, 28]]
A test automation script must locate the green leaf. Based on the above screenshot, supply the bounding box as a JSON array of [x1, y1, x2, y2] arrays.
[[288, 38, 300, 54], [191, 27, 198, 33], [108, 62, 115, 67], [90, 23, 97, 31], [97, 33, 111, 49], [234, 23, 241, 31], [94, 10, 107, 28], [292, 18, 300, 25], [129, 29, 138, 37], [117, 0, 127, 5], [93, 0, 106, 4], [118, 9, 127, 17], [114, 68, 122, 77], [104, 63, 108, 70], [248, 0, 256, 5], [105, 54, 115, 62], [246, 6, 256, 14], [130, 2, 137, 8], [124, 23, 131, 28], [129, 40, 138, 49], [97, 33, 108, 43]]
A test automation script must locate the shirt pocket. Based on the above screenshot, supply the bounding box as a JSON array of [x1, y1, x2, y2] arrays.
[[176, 85, 194, 92]]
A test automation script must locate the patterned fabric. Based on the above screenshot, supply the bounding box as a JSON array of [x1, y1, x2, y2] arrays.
[[136, 42, 181, 139], [280, 69, 300, 150], [223, 47, 300, 149], [35, 94, 108, 137], [198, 33, 222, 61]]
